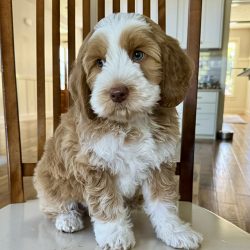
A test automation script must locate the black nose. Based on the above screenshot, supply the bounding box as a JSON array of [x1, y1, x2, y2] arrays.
[[110, 86, 129, 103]]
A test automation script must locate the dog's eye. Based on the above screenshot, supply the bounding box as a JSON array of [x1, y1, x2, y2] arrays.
[[132, 50, 144, 62], [96, 59, 105, 68]]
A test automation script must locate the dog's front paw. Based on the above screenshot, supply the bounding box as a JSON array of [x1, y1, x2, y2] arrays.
[[157, 222, 203, 249], [93, 217, 135, 250], [101, 229, 135, 250], [55, 210, 84, 233]]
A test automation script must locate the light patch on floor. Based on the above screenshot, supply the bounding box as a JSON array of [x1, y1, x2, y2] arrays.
[[223, 114, 247, 124]]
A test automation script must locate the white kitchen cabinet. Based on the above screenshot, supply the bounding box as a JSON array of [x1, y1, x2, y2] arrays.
[[166, 0, 189, 49], [196, 114, 217, 136], [177, 90, 219, 139], [166, 0, 224, 49], [200, 0, 224, 49]]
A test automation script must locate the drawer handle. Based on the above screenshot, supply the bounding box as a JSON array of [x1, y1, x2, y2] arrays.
[[198, 96, 202, 99], [197, 107, 202, 110], [196, 123, 201, 126]]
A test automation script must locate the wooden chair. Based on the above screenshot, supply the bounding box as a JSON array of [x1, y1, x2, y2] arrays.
[[1, 1, 250, 250], [0, 0, 199, 204]]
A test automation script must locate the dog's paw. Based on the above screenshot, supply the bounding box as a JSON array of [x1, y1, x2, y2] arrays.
[[101, 229, 135, 250], [157, 223, 203, 249], [55, 210, 84, 233], [94, 218, 135, 250]]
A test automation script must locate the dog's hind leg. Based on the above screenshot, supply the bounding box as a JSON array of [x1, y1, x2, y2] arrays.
[[34, 163, 85, 233], [35, 188, 86, 233], [33, 136, 86, 233], [54, 202, 85, 233]]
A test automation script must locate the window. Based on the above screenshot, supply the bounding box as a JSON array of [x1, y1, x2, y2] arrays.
[[225, 40, 238, 96]]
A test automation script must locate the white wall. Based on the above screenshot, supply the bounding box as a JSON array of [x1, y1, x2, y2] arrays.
[[0, 75, 53, 124], [12, 0, 52, 77], [246, 80, 250, 115], [224, 28, 250, 114], [0, 0, 83, 122]]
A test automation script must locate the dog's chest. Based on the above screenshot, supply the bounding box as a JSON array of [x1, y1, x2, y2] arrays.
[[98, 132, 153, 196], [85, 126, 174, 198]]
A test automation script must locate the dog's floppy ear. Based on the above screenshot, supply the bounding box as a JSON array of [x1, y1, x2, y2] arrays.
[[145, 17, 193, 108], [69, 32, 96, 119]]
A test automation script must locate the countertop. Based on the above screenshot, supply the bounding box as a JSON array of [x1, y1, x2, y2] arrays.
[[198, 88, 221, 92]]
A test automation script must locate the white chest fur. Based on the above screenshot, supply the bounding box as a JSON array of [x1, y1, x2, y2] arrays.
[[82, 124, 177, 198]]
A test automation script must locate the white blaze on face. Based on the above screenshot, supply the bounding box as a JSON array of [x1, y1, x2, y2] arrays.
[[88, 13, 161, 120]]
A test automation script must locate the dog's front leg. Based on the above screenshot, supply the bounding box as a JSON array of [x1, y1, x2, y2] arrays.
[[85, 169, 135, 250], [142, 164, 203, 249]]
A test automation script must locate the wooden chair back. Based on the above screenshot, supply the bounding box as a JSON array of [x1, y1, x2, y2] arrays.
[[0, 0, 201, 203]]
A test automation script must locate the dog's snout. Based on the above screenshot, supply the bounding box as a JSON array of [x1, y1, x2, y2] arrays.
[[110, 86, 129, 103]]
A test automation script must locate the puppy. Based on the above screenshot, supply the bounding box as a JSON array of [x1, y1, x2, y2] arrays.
[[34, 13, 203, 249]]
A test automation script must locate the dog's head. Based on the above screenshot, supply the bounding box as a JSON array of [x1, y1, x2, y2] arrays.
[[69, 13, 192, 122]]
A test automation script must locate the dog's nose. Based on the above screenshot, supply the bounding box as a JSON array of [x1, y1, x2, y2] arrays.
[[110, 86, 129, 103]]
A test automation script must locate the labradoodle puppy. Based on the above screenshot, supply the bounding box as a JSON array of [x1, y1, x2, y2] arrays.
[[34, 13, 203, 250]]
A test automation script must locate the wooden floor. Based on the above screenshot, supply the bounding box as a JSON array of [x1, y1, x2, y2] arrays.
[[194, 114, 250, 232], [1, 115, 250, 232]]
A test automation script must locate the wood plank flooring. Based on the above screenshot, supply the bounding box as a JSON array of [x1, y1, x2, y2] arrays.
[[194, 114, 250, 232], [1, 115, 250, 232]]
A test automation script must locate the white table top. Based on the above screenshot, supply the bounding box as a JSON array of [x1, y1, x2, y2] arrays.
[[0, 199, 249, 250]]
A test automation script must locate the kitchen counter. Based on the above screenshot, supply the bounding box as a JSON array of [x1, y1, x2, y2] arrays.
[[198, 88, 221, 92]]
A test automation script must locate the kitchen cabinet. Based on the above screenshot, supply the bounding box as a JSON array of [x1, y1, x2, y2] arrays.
[[176, 90, 219, 139], [166, 0, 189, 49], [166, 0, 224, 49], [200, 0, 224, 49]]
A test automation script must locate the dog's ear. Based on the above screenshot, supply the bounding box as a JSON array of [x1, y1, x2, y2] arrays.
[[69, 32, 96, 119], [145, 17, 193, 108]]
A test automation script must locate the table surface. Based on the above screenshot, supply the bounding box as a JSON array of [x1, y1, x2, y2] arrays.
[[0, 200, 250, 250]]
